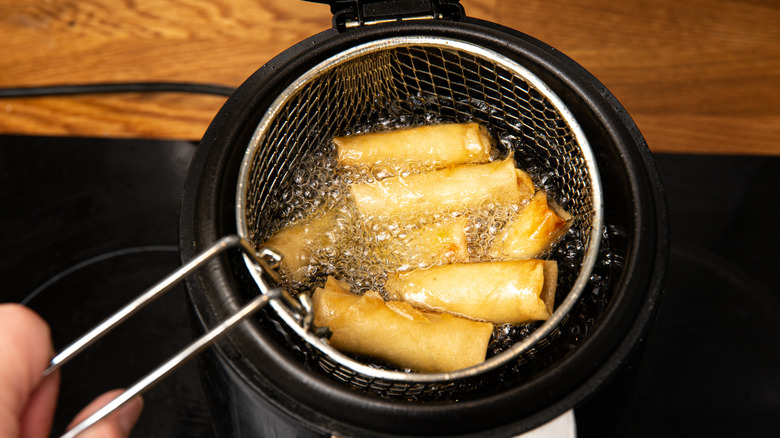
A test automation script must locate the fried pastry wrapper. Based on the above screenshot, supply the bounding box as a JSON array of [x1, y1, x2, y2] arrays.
[[385, 260, 558, 324], [334, 122, 492, 169], [312, 277, 493, 373], [261, 207, 339, 283], [380, 217, 470, 273], [489, 191, 572, 260], [349, 158, 534, 218]]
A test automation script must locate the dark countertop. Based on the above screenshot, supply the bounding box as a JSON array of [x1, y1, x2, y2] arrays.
[[1, 135, 779, 437]]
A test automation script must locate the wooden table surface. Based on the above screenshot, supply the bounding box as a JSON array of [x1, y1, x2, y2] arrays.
[[1, 0, 777, 155]]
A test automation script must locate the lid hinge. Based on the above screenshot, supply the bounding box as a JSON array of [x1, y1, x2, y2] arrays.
[[306, 0, 464, 31]]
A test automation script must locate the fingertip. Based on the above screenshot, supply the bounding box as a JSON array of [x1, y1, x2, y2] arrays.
[[0, 303, 56, 438], [68, 390, 144, 438], [116, 395, 143, 436], [0, 303, 53, 367]]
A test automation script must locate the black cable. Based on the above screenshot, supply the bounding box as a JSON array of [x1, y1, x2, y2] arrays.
[[0, 81, 235, 98]]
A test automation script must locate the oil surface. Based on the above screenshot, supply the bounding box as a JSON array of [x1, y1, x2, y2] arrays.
[[260, 124, 601, 366]]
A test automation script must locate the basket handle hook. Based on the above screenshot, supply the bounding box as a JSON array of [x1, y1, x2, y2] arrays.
[[46, 235, 290, 438]]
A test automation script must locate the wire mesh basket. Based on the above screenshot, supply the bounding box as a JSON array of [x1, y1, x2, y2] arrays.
[[236, 36, 603, 396]]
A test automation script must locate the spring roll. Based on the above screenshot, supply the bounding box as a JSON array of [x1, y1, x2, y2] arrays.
[[382, 217, 470, 273], [313, 277, 494, 373], [489, 191, 572, 260], [349, 158, 534, 218], [261, 207, 339, 283], [385, 260, 558, 324], [334, 122, 492, 169]]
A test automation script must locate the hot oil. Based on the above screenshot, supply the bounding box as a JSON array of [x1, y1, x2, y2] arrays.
[[260, 131, 609, 373], [256, 81, 613, 379], [265, 141, 530, 290]]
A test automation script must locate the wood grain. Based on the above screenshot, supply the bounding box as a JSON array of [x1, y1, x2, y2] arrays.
[[0, 0, 777, 155], [503, 0, 780, 155]]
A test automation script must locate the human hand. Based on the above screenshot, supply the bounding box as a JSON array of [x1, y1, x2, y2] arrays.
[[0, 304, 143, 438]]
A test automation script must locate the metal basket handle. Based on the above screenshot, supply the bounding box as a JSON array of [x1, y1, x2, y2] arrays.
[[46, 235, 298, 438]]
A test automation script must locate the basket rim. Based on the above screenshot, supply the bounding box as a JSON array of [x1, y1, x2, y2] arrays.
[[235, 35, 604, 384]]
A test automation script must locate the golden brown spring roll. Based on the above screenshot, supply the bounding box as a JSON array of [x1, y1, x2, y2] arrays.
[[312, 277, 493, 373], [489, 191, 572, 260], [349, 158, 535, 218], [385, 260, 558, 324], [334, 122, 492, 169], [261, 207, 339, 283], [385, 217, 470, 272]]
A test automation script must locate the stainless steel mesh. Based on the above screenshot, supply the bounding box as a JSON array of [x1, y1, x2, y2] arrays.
[[236, 36, 602, 395]]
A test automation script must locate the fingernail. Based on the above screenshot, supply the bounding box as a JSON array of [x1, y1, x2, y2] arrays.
[[116, 396, 144, 435]]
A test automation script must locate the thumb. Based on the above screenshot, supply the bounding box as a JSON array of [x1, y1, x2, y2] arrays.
[[0, 303, 59, 438], [66, 390, 143, 438]]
